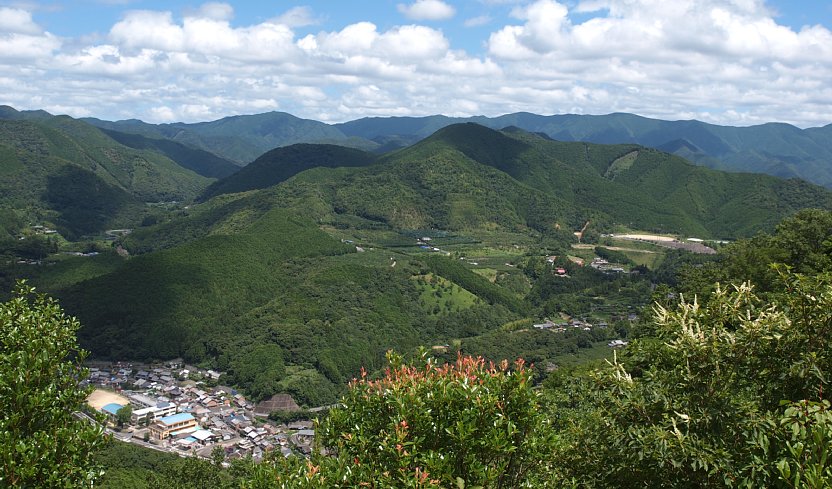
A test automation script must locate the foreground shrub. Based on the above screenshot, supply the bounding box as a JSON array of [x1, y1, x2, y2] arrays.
[[549, 271, 832, 488], [1, 282, 104, 487], [247, 351, 555, 488]]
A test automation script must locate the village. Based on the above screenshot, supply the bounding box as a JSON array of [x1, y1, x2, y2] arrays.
[[83, 361, 318, 463]]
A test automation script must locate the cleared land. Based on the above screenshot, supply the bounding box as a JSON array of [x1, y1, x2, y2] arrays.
[[612, 233, 677, 242], [414, 273, 479, 315], [572, 244, 657, 254], [612, 233, 716, 254], [87, 388, 129, 410]]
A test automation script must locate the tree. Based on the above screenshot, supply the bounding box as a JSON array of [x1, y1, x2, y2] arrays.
[[116, 405, 132, 429], [548, 270, 832, 487], [211, 445, 226, 467], [679, 208, 832, 298], [0, 281, 104, 487], [228, 344, 286, 402], [248, 351, 555, 488]]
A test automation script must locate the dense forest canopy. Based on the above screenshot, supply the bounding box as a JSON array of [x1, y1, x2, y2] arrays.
[[4, 209, 832, 488]]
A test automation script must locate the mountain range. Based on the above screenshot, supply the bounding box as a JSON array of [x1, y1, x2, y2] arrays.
[[4, 103, 832, 406], [335, 113, 832, 188], [24, 123, 832, 357], [82, 111, 374, 164], [195, 122, 832, 239], [71, 107, 832, 189], [6, 104, 832, 188], [3, 102, 831, 240]]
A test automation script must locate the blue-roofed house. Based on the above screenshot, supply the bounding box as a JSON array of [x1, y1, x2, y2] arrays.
[[101, 402, 127, 422], [149, 412, 198, 440]]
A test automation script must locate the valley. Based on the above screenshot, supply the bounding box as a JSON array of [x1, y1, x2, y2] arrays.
[[3, 106, 832, 487], [2, 117, 828, 392], [5, 2, 832, 486]]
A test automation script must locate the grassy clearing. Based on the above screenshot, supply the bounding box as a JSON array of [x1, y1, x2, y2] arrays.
[[624, 250, 664, 269], [600, 239, 667, 269], [568, 248, 597, 263], [413, 273, 479, 316], [472, 268, 498, 282], [448, 245, 527, 273], [553, 341, 616, 367], [571, 238, 669, 270], [604, 150, 639, 180], [8, 252, 126, 294]]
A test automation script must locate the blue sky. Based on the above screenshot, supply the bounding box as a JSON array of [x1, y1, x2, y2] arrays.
[[1, 0, 831, 126]]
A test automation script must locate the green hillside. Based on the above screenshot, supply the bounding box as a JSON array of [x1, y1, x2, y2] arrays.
[[199, 144, 376, 200], [100, 128, 241, 179], [338, 112, 832, 188], [54, 206, 516, 404], [193, 123, 832, 241], [0, 121, 147, 238], [0, 110, 213, 199], [0, 109, 222, 239], [292, 135, 581, 235], [63, 209, 351, 357], [85, 111, 376, 164], [34, 116, 211, 200], [398, 123, 832, 238], [11, 122, 832, 408]]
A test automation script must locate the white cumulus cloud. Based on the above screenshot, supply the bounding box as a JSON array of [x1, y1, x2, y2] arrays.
[[190, 2, 234, 21], [482, 0, 832, 126], [0, 1, 831, 127], [0, 7, 43, 35], [397, 0, 456, 21], [0, 7, 60, 60]]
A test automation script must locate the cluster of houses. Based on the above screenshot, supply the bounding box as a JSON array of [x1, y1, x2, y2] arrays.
[[532, 318, 608, 333], [62, 251, 100, 257], [30, 225, 58, 235], [87, 362, 316, 461], [532, 319, 630, 349], [589, 257, 626, 273]]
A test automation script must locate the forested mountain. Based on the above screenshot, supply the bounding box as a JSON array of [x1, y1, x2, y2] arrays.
[[7, 103, 826, 187], [199, 144, 377, 200], [99, 129, 241, 179], [9, 105, 832, 187], [84, 111, 375, 164], [12, 122, 826, 409], [205, 123, 832, 238], [338, 112, 832, 187], [0, 116, 212, 238]]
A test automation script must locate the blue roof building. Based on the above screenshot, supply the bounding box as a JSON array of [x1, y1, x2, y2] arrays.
[[102, 402, 125, 416], [150, 412, 198, 440], [159, 412, 194, 425]]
